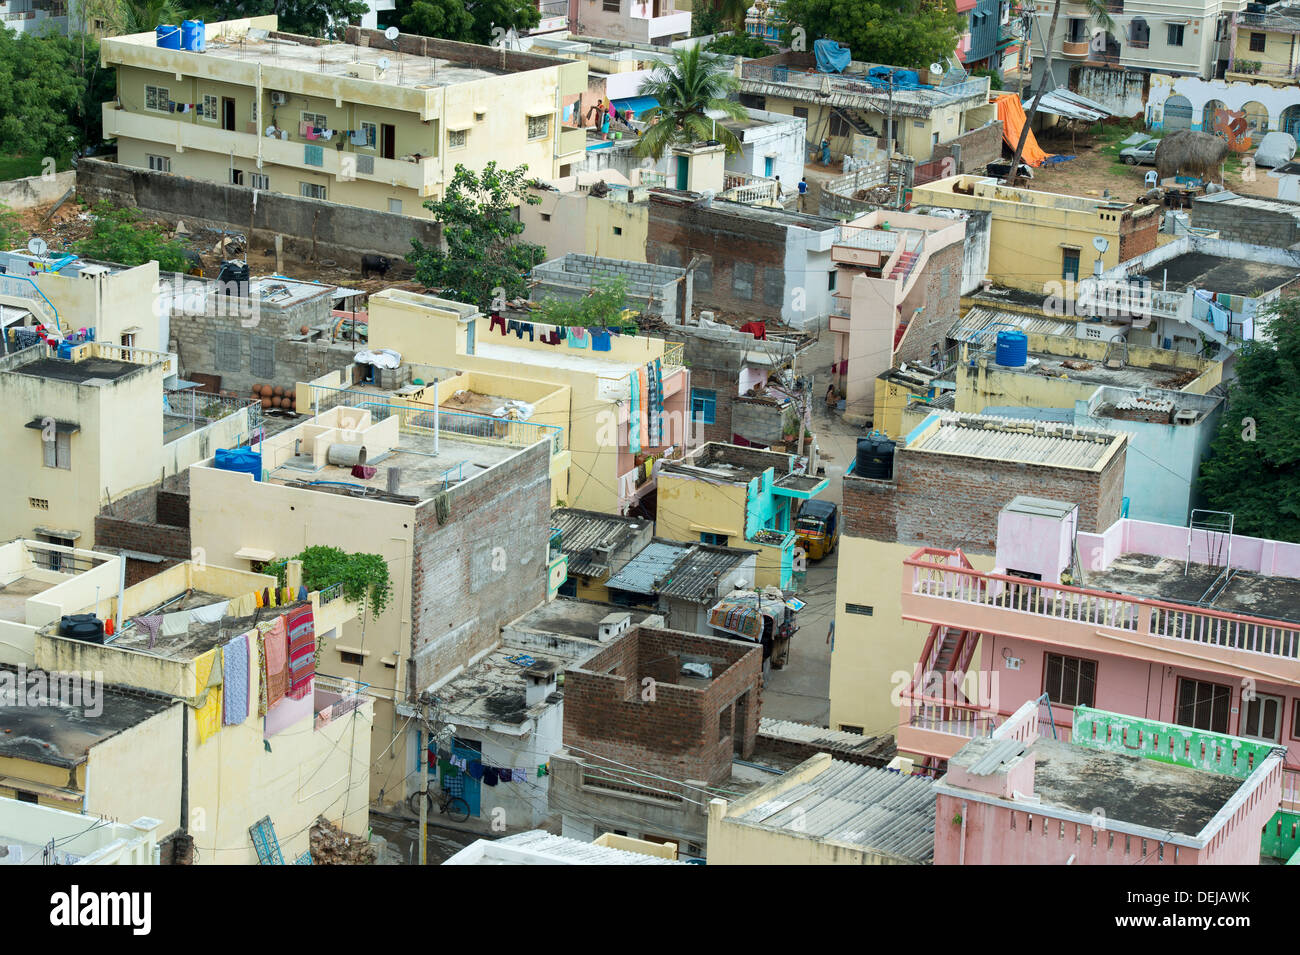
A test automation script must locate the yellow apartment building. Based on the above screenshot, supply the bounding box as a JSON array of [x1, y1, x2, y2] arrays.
[[365, 288, 692, 515], [911, 175, 1161, 294], [99, 17, 589, 216], [519, 174, 651, 263]]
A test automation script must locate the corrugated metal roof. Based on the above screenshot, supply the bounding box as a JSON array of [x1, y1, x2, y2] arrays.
[[731, 760, 936, 863], [552, 508, 649, 577], [948, 307, 1075, 343], [605, 540, 692, 596], [968, 739, 1028, 776], [659, 545, 754, 602], [912, 414, 1120, 470], [758, 718, 893, 757], [451, 830, 687, 865]]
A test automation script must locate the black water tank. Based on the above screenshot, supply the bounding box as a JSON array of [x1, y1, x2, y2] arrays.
[[217, 260, 250, 291], [58, 613, 105, 644], [856, 436, 895, 479]]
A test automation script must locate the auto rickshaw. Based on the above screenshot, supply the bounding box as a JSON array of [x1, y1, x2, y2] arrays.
[[795, 499, 839, 561]]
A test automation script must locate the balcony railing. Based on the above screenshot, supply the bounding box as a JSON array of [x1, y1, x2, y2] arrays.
[[905, 547, 1300, 663], [313, 673, 370, 730], [738, 63, 989, 115]]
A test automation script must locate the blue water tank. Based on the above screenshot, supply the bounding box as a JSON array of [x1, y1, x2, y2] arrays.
[[156, 24, 181, 49], [181, 20, 205, 52], [995, 329, 1028, 367]]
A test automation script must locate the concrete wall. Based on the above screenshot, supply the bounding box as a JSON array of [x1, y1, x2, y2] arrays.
[[529, 252, 690, 324], [77, 158, 442, 271], [0, 170, 75, 212], [1072, 66, 1149, 118], [930, 121, 1004, 174], [1190, 194, 1300, 247]]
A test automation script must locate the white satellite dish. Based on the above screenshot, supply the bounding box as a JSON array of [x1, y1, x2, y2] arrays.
[[377, 56, 390, 72], [929, 62, 944, 76], [384, 26, 399, 41], [27, 237, 48, 257], [1092, 236, 1110, 254]]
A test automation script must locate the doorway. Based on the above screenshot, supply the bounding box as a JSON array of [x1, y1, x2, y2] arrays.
[[221, 97, 236, 132], [381, 124, 396, 160]]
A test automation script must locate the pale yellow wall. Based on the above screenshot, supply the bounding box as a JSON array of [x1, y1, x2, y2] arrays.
[[1234, 29, 1298, 71], [31, 261, 162, 352], [828, 536, 996, 735], [587, 196, 648, 261], [656, 474, 747, 542], [86, 705, 184, 836], [873, 378, 926, 439]]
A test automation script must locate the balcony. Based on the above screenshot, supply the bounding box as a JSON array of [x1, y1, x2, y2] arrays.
[[901, 547, 1300, 682], [559, 124, 587, 158], [1062, 40, 1091, 58], [102, 104, 442, 196], [313, 673, 371, 731]]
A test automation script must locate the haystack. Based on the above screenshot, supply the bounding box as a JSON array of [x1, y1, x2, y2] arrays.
[[1154, 129, 1230, 181]]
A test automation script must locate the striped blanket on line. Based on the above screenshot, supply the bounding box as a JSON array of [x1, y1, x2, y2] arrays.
[[285, 605, 317, 701]]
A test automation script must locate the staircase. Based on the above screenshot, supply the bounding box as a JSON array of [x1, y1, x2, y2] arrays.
[[839, 107, 881, 138], [889, 249, 918, 280]]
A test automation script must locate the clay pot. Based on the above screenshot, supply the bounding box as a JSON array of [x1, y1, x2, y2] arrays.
[[260, 396, 271, 409], [273, 385, 285, 397]]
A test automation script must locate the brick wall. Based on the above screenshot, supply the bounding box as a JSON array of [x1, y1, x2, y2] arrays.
[[931, 121, 1004, 174], [1189, 197, 1300, 248], [684, 367, 736, 444], [407, 441, 552, 694], [563, 626, 763, 787], [731, 395, 792, 446], [894, 240, 964, 366], [1118, 209, 1160, 262], [842, 441, 1126, 551]]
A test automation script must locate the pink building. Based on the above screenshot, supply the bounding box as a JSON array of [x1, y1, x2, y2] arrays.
[[898, 494, 1300, 813], [934, 702, 1285, 865]]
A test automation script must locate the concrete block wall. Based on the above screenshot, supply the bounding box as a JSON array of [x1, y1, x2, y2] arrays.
[[1189, 198, 1300, 248], [530, 253, 690, 323], [731, 395, 790, 446], [408, 441, 552, 695], [77, 159, 441, 269], [931, 121, 1003, 174], [563, 626, 762, 787]]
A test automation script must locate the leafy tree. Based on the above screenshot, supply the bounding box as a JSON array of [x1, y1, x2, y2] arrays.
[[407, 162, 546, 311], [690, 3, 726, 37], [779, 0, 965, 69], [195, 0, 370, 38], [705, 32, 772, 58], [634, 45, 748, 161], [0, 30, 87, 164], [694, 0, 748, 33], [74, 202, 191, 271], [0, 203, 26, 250], [971, 67, 1003, 92], [537, 277, 638, 332], [1198, 297, 1300, 542], [393, 0, 540, 44], [275, 545, 393, 616]]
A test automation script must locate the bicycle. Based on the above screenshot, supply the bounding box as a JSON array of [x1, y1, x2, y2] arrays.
[[408, 786, 470, 823]]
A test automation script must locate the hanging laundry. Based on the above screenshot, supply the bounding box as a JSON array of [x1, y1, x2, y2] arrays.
[[321, 129, 334, 141], [590, 328, 612, 351], [490, 313, 507, 336], [131, 614, 164, 648], [299, 120, 312, 136], [222, 633, 249, 726], [255, 635, 268, 716], [262, 587, 271, 608], [466, 761, 484, 781], [263, 614, 289, 710], [483, 766, 499, 787], [285, 605, 316, 700], [297, 584, 309, 602], [567, 327, 587, 349], [628, 373, 640, 455], [193, 648, 223, 744], [189, 600, 230, 625], [536, 763, 549, 777], [161, 611, 190, 637]]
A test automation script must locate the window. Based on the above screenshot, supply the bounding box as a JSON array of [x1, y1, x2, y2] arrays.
[[844, 603, 874, 616], [1250, 32, 1267, 52], [1241, 693, 1284, 742], [691, 388, 717, 425], [230, 169, 244, 186], [613, 226, 623, 235], [147, 154, 171, 173], [300, 182, 327, 200], [29, 497, 49, 510], [145, 84, 170, 112], [1062, 247, 1080, 281], [201, 94, 219, 121], [792, 106, 809, 120], [762, 267, 783, 307], [732, 261, 755, 299], [14, 791, 37, 804], [1293, 699, 1300, 740], [449, 128, 468, 150], [1043, 653, 1097, 707], [1066, 17, 1087, 43], [839, 725, 864, 735], [527, 114, 550, 141], [301, 111, 327, 129], [540, 213, 551, 222], [251, 172, 270, 190], [1167, 23, 1184, 47], [603, 0, 619, 10], [43, 432, 71, 470], [360, 121, 377, 148], [388, 198, 403, 214], [475, 111, 486, 122], [1176, 678, 1231, 733], [1129, 18, 1149, 48], [339, 651, 365, 666], [700, 532, 728, 546]]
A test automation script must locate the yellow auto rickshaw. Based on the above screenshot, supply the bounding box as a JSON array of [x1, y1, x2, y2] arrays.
[[795, 499, 839, 561]]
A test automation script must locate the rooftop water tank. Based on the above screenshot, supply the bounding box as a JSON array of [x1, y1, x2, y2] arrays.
[[855, 435, 895, 480], [181, 19, 206, 53], [156, 24, 181, 50], [59, 613, 105, 644], [995, 329, 1028, 368]]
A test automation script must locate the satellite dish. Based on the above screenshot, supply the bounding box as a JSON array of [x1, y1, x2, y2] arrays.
[[377, 56, 390, 72], [929, 62, 944, 76], [1092, 236, 1110, 254], [27, 237, 48, 257], [384, 26, 399, 41]]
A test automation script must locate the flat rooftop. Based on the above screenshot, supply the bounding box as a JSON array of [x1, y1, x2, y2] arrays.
[[8, 355, 146, 384], [1136, 252, 1300, 297], [267, 430, 519, 501], [506, 599, 658, 644], [0, 666, 173, 768], [0, 575, 49, 625], [907, 412, 1124, 471], [663, 443, 792, 485], [1085, 551, 1300, 625], [1019, 349, 1204, 391], [106, 605, 280, 662], [1026, 738, 1243, 837], [728, 759, 936, 863], [433, 641, 578, 728]]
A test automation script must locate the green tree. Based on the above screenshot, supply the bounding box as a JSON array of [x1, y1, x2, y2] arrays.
[[537, 277, 638, 332], [275, 545, 393, 616], [196, 0, 370, 38], [393, 0, 540, 44], [1198, 298, 1300, 542], [0, 203, 26, 250], [1009, 0, 1115, 177], [74, 202, 191, 271], [779, 0, 965, 68], [0, 30, 87, 165], [633, 45, 748, 161], [407, 162, 546, 311], [705, 32, 772, 58]]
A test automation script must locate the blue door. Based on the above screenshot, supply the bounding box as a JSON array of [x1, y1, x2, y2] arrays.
[[676, 155, 689, 190], [448, 738, 481, 817], [764, 156, 774, 177]]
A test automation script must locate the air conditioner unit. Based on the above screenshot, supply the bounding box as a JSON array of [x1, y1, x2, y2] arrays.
[[269, 91, 288, 106]]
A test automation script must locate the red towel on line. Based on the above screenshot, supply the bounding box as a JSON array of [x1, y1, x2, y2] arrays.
[[263, 615, 289, 710], [286, 605, 316, 700]]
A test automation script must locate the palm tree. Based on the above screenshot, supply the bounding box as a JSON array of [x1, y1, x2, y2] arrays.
[[633, 45, 749, 161], [1009, 0, 1116, 179]]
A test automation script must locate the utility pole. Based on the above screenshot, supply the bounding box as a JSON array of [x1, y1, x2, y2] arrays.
[[419, 701, 429, 866], [1018, 7, 1033, 99]]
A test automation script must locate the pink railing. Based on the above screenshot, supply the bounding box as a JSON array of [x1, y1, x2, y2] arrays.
[[905, 548, 1300, 662]]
